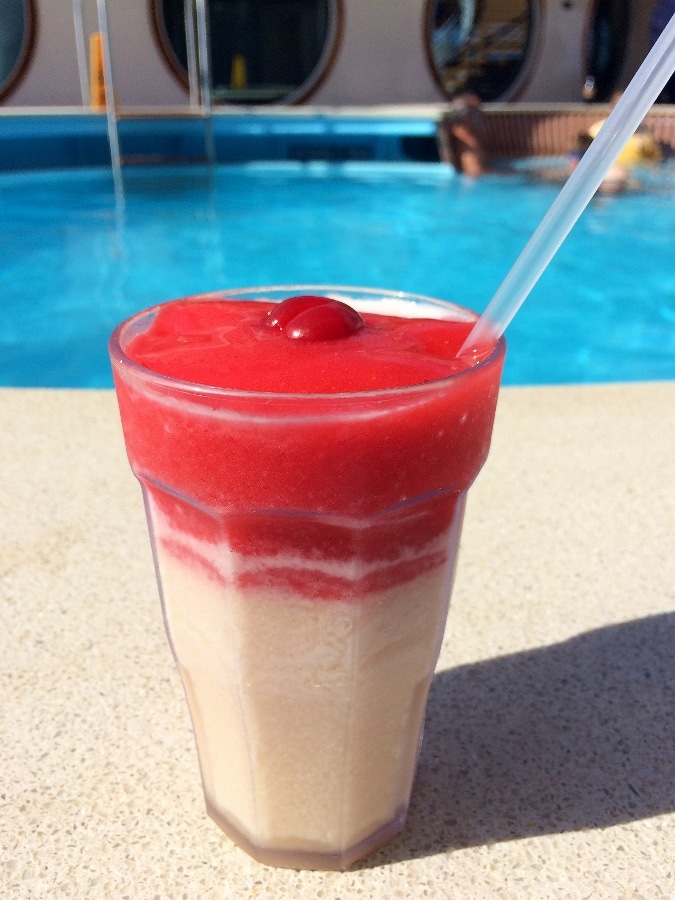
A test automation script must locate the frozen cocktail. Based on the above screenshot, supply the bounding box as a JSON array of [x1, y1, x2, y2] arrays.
[[109, 286, 505, 870]]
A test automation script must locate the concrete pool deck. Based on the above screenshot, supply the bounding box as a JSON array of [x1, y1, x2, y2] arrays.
[[1, 383, 673, 897]]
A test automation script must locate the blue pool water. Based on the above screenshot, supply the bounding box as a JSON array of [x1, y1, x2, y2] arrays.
[[1, 161, 674, 388]]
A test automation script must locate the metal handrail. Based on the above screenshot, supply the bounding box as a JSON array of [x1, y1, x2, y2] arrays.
[[73, 0, 213, 174], [184, 0, 200, 108], [194, 0, 216, 164], [95, 0, 124, 202], [72, 0, 89, 106]]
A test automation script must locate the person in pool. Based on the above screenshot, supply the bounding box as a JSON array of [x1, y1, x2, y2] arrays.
[[586, 92, 663, 166], [534, 131, 634, 195], [436, 93, 490, 176], [567, 132, 593, 172], [533, 132, 591, 182]]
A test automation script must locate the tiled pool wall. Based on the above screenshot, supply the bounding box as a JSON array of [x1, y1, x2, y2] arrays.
[[0, 111, 442, 170]]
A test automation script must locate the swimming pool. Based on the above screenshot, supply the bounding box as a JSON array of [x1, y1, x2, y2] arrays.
[[1, 160, 674, 388]]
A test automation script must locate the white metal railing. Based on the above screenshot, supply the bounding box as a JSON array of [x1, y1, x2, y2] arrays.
[[72, 0, 89, 106], [72, 0, 215, 179], [194, 0, 215, 163], [94, 0, 124, 200], [184, 0, 200, 108]]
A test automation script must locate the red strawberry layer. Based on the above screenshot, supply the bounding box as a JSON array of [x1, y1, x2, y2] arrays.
[[124, 299, 488, 393], [113, 295, 505, 588]]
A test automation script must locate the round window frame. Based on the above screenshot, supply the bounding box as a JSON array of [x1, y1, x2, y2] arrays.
[[150, 0, 344, 106], [423, 0, 540, 103], [0, 0, 37, 102]]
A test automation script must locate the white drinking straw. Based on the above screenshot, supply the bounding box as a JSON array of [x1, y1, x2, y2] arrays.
[[459, 12, 675, 356]]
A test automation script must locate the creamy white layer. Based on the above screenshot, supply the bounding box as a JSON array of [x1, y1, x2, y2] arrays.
[[152, 531, 454, 858]]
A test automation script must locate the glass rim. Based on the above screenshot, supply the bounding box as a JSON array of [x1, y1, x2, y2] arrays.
[[108, 285, 506, 402]]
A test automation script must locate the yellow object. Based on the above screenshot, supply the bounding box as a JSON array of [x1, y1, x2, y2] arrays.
[[90, 32, 106, 109], [231, 54, 248, 90], [588, 119, 662, 165]]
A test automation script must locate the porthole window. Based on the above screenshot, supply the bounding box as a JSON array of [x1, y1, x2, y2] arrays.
[[0, 0, 35, 101], [153, 0, 342, 105], [426, 0, 537, 102]]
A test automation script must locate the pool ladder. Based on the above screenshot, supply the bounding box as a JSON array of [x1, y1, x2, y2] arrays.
[[76, 0, 215, 189]]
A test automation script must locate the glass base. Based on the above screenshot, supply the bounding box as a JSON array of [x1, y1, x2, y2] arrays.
[[205, 799, 408, 870]]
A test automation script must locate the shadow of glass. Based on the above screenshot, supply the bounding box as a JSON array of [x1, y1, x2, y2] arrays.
[[360, 612, 675, 867]]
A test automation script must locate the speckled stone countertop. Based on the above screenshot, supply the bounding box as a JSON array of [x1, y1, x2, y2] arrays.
[[1, 384, 673, 899]]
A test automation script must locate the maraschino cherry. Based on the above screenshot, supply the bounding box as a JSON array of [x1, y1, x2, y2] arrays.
[[264, 295, 365, 341]]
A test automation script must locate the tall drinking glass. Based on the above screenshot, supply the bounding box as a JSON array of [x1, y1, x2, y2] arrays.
[[109, 286, 505, 870]]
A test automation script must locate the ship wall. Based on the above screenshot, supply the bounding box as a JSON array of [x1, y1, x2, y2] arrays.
[[2, 0, 657, 108]]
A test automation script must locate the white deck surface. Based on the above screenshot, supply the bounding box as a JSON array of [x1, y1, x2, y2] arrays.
[[1, 383, 673, 898]]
